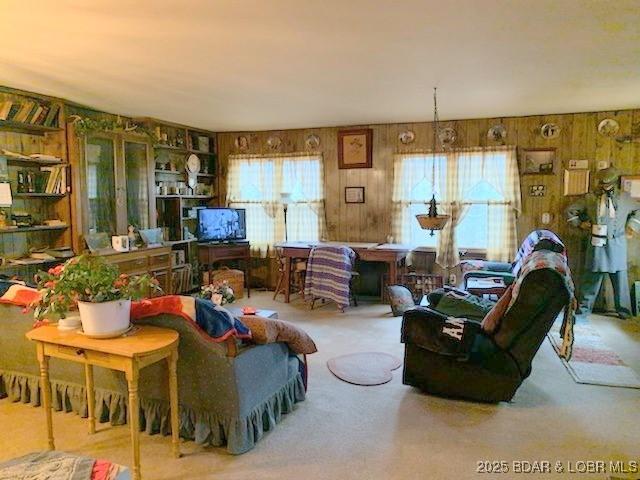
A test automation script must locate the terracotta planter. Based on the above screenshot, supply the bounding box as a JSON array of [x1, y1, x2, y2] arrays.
[[77, 299, 131, 338]]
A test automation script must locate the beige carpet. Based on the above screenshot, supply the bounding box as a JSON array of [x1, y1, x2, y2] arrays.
[[1, 292, 639, 480]]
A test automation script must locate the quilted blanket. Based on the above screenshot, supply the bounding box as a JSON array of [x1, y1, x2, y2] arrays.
[[131, 295, 251, 342], [509, 250, 576, 359], [512, 229, 566, 276], [304, 246, 355, 310]]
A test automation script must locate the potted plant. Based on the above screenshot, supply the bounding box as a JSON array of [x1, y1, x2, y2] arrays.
[[200, 280, 235, 306], [34, 254, 162, 337]]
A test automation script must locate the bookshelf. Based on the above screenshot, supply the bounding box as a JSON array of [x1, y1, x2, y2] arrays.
[[136, 118, 219, 293], [0, 87, 72, 271]]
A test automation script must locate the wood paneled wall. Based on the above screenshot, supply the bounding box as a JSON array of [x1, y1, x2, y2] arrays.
[[218, 109, 640, 288]]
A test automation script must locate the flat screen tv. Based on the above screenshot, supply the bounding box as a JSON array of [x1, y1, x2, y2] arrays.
[[197, 208, 246, 242]]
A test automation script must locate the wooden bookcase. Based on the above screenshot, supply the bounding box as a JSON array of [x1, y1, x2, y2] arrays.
[[0, 87, 73, 274], [136, 118, 219, 292]]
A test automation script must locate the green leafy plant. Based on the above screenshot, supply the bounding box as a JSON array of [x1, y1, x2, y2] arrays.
[[33, 254, 162, 321], [69, 115, 157, 141]]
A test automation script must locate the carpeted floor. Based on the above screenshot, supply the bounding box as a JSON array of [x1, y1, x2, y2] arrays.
[[1, 292, 639, 479]]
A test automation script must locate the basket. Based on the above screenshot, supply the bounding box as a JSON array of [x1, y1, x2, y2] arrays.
[[203, 266, 245, 299]]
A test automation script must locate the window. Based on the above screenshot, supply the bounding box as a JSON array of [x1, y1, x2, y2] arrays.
[[392, 147, 521, 266], [226, 154, 326, 256]]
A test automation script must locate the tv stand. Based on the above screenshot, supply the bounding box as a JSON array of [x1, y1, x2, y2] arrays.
[[198, 242, 251, 297]]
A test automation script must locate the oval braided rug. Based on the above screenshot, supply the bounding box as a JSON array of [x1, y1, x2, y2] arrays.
[[327, 352, 402, 386]]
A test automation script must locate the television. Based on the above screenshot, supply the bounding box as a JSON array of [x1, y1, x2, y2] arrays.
[[197, 208, 246, 243]]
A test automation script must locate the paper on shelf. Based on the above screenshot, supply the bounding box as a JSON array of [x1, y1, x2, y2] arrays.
[[0, 182, 12, 207]]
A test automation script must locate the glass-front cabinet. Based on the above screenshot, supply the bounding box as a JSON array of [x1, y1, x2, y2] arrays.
[[78, 132, 154, 243]]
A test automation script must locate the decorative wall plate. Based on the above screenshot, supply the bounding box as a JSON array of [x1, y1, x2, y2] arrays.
[[540, 123, 561, 139], [398, 130, 416, 144], [598, 118, 620, 137], [185, 153, 200, 173], [438, 127, 457, 146], [267, 135, 282, 150], [235, 135, 249, 151], [487, 124, 507, 142], [305, 134, 320, 150]]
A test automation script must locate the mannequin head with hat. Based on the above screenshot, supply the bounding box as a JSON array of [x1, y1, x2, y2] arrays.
[[596, 166, 620, 192]]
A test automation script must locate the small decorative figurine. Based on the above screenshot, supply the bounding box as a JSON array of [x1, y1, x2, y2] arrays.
[[127, 225, 138, 250]]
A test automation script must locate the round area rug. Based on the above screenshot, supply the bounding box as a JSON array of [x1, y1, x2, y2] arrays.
[[327, 352, 402, 386]]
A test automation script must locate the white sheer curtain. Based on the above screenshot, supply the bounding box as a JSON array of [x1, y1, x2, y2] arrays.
[[392, 146, 521, 267], [226, 153, 326, 256]]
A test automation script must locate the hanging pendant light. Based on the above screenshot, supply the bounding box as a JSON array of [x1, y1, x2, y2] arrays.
[[416, 87, 450, 236]]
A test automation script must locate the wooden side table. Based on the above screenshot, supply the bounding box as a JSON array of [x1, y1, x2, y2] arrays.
[[198, 242, 251, 297], [26, 325, 181, 480]]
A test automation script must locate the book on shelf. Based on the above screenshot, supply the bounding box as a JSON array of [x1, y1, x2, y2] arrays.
[[0, 101, 13, 120], [27, 103, 42, 124], [40, 165, 66, 194], [32, 105, 49, 125], [43, 104, 60, 127], [13, 101, 34, 123], [29, 153, 62, 162], [6, 102, 22, 121]]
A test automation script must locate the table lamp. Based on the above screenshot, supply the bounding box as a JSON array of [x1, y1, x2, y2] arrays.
[[280, 192, 292, 241]]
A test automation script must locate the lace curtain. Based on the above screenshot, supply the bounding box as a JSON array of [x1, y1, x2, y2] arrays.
[[392, 146, 521, 267], [226, 153, 326, 256]]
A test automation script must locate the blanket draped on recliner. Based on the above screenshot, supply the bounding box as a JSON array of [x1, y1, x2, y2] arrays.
[[509, 250, 576, 359]]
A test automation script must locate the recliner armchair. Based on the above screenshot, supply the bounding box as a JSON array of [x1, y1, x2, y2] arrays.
[[401, 250, 573, 402], [460, 229, 566, 292]]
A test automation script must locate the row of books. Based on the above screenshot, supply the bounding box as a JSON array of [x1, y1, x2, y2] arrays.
[[172, 263, 193, 294], [15, 165, 67, 194], [0, 99, 60, 127]]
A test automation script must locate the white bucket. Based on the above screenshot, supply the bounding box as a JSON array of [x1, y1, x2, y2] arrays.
[[77, 299, 131, 338]]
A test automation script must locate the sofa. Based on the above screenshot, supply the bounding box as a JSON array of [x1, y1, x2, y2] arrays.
[[0, 302, 305, 454], [401, 249, 573, 403]]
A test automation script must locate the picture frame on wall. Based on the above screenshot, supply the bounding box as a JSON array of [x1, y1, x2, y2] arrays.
[[521, 148, 556, 175], [345, 186, 365, 204], [338, 128, 372, 169]]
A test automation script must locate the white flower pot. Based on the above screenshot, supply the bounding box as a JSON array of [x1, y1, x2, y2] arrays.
[[77, 299, 132, 338]]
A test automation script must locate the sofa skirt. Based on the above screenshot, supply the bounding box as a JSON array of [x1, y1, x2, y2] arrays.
[[0, 369, 305, 455]]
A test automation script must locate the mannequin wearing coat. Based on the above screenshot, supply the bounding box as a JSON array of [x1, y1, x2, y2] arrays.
[[566, 167, 640, 319]]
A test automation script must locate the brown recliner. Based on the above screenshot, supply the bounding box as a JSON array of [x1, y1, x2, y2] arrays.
[[401, 252, 571, 402]]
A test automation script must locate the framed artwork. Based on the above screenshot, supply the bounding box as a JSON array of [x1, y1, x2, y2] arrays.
[[521, 148, 556, 175], [563, 169, 590, 196], [345, 186, 365, 204], [338, 128, 372, 169], [529, 185, 546, 197], [621, 175, 640, 198]]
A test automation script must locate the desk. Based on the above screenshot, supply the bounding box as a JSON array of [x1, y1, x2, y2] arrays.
[[198, 242, 251, 297], [275, 242, 409, 303], [26, 325, 180, 480]]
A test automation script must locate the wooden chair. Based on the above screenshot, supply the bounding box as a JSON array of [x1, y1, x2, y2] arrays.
[[273, 247, 307, 301]]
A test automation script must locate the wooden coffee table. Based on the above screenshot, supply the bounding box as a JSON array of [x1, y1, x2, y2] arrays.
[[26, 325, 181, 480]]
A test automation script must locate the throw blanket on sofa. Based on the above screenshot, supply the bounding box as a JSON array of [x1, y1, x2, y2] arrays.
[[131, 295, 251, 342], [509, 250, 576, 360], [0, 280, 40, 307], [304, 246, 355, 309]]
